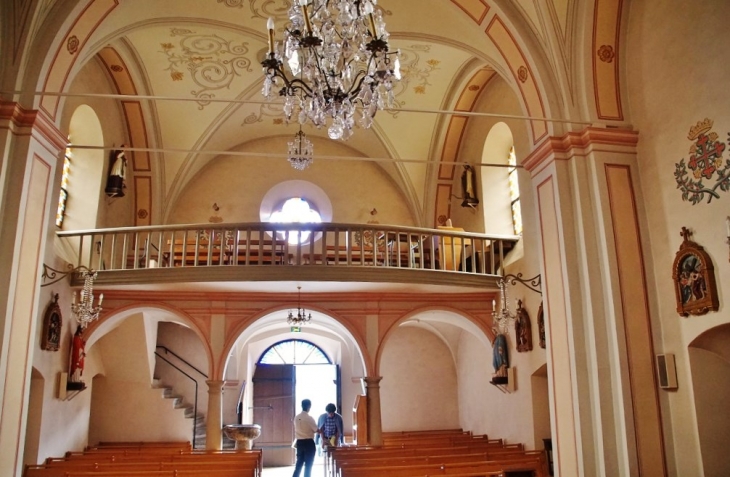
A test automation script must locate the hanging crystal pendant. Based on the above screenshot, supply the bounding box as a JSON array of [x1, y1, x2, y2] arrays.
[[287, 126, 314, 170]]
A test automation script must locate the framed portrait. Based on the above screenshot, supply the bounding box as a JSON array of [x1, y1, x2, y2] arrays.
[[671, 227, 718, 317], [41, 294, 62, 351]]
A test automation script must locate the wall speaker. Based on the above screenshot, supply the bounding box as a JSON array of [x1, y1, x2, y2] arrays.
[[656, 353, 678, 390]]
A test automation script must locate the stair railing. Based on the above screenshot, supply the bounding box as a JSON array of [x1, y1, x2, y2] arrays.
[[156, 346, 208, 378], [154, 351, 200, 449]]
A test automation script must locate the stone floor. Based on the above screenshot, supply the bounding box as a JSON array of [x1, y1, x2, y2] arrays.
[[262, 464, 323, 477]]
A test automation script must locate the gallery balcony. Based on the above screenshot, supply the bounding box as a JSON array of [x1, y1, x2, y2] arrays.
[[54, 223, 520, 290]]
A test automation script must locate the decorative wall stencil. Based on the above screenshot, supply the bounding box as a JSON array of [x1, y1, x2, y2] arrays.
[[674, 118, 730, 204], [67, 35, 79, 54], [218, 0, 244, 7], [517, 66, 528, 82], [671, 227, 719, 317], [160, 28, 253, 109], [597, 45, 615, 63]]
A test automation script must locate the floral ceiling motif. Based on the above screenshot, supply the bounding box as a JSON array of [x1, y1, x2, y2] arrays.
[[160, 28, 253, 109]]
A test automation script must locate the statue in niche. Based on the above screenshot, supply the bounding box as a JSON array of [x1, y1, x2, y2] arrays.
[[41, 294, 62, 351], [105, 145, 127, 197], [460, 164, 479, 208], [515, 299, 533, 352]]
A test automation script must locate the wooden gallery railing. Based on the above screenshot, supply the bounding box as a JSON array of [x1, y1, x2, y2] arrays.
[[56, 223, 519, 285]]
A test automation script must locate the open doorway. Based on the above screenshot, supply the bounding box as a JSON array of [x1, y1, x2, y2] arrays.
[[254, 339, 338, 467], [295, 364, 338, 464]]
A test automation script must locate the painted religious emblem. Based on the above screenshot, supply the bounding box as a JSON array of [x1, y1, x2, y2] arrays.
[[674, 118, 730, 204], [671, 227, 718, 317]]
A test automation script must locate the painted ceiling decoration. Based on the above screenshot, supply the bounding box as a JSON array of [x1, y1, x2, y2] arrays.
[[23, 0, 626, 227]]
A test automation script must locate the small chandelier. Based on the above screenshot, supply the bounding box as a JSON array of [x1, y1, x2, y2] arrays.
[[492, 279, 516, 335], [288, 126, 314, 170], [261, 0, 401, 141], [287, 286, 312, 326], [71, 269, 103, 329]]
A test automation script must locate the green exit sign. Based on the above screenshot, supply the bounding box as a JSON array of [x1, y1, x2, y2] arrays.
[[290, 326, 302, 333]]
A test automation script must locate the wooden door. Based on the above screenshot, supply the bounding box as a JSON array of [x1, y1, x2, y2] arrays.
[[252, 364, 295, 466]]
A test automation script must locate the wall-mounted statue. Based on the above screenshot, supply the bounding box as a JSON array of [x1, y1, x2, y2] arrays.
[[515, 299, 533, 352], [461, 164, 479, 208], [105, 145, 127, 197]]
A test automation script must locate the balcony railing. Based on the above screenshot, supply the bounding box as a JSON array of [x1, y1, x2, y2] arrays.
[[57, 223, 519, 287]]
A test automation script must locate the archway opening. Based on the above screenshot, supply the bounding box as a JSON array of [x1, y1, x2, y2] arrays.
[[23, 367, 45, 467], [689, 324, 730, 477]]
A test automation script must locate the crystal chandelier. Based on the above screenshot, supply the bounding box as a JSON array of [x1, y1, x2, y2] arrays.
[[287, 286, 312, 325], [492, 279, 516, 335], [71, 269, 103, 329], [288, 126, 314, 170], [261, 0, 401, 141]]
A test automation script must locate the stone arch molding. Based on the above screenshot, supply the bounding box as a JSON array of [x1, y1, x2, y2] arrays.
[[85, 303, 214, 376], [219, 304, 371, 381], [375, 306, 494, 376]]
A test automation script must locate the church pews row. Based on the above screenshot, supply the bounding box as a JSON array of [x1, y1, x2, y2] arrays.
[[24, 442, 261, 477], [326, 430, 548, 477]]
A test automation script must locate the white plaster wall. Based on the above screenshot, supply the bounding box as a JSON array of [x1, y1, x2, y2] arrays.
[[87, 315, 191, 444], [626, 1, 730, 475], [166, 136, 415, 227], [155, 322, 210, 422], [380, 326, 459, 431]]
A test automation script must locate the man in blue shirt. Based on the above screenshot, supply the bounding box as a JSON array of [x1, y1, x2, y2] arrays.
[[316, 403, 344, 453]]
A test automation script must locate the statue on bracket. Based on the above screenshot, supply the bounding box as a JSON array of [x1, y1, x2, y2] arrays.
[[491, 333, 509, 385], [460, 164, 479, 208], [515, 299, 533, 352], [671, 227, 718, 317], [105, 145, 127, 198]]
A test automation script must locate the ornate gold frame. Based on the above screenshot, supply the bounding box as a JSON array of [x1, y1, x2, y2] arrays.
[[41, 294, 62, 351], [671, 227, 718, 317]]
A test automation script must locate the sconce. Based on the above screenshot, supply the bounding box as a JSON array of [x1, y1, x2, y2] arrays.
[[41, 264, 103, 329]]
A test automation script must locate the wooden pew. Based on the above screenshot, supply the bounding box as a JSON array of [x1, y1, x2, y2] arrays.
[[28, 444, 262, 477]]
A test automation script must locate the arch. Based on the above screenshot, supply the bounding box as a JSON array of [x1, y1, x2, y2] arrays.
[[530, 363, 551, 451], [219, 304, 371, 380], [480, 122, 515, 236], [375, 306, 494, 375], [67, 105, 105, 226], [85, 302, 214, 377], [688, 323, 730, 477], [258, 339, 331, 365], [23, 367, 44, 467]]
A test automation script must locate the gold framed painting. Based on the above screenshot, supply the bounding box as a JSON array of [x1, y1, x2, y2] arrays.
[[41, 294, 62, 351], [671, 227, 718, 317]]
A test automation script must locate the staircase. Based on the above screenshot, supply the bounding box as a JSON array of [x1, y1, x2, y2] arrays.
[[152, 379, 235, 450]]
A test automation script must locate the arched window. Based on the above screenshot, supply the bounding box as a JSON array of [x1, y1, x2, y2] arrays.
[[258, 339, 330, 365], [269, 197, 322, 245], [55, 143, 72, 228], [507, 147, 522, 235]]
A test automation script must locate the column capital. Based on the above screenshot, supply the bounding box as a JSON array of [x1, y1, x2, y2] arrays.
[[523, 126, 639, 174], [206, 379, 225, 392], [362, 376, 382, 387], [0, 101, 67, 153]]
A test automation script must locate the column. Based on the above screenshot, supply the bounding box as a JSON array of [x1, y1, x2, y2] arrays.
[[363, 376, 383, 446], [0, 103, 65, 477], [206, 380, 225, 450], [524, 127, 666, 476]]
